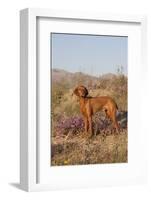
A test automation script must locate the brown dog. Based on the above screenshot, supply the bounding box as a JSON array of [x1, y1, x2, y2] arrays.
[[73, 85, 119, 137]]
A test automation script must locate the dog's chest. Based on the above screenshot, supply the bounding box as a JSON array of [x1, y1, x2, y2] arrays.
[[80, 105, 87, 115], [80, 100, 92, 116]]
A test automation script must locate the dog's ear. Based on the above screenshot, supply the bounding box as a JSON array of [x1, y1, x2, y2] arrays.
[[80, 86, 88, 97], [73, 88, 80, 96], [73, 86, 88, 97]]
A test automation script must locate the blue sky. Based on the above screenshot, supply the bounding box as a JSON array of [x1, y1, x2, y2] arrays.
[[51, 33, 128, 76]]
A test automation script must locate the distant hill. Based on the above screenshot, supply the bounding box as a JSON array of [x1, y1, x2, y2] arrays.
[[52, 68, 99, 88], [51, 68, 126, 90], [52, 68, 73, 83], [101, 73, 117, 80]]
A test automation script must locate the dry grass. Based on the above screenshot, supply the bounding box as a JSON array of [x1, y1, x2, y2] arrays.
[[51, 130, 128, 166]]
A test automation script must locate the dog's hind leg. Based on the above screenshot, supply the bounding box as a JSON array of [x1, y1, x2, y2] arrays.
[[104, 109, 110, 120], [111, 110, 120, 133], [105, 108, 119, 133]]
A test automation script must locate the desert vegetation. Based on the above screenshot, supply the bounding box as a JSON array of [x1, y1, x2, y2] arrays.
[[51, 68, 128, 166]]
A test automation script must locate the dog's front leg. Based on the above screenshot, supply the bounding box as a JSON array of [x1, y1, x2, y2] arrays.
[[84, 117, 89, 133], [88, 116, 93, 137]]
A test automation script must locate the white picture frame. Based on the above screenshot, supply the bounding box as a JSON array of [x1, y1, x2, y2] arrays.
[[20, 8, 147, 191]]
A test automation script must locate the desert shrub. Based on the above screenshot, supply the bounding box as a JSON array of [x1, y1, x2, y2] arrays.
[[52, 81, 69, 109], [53, 115, 84, 136], [92, 75, 127, 111], [52, 112, 117, 137], [111, 75, 127, 111], [52, 94, 80, 120], [97, 78, 110, 90]]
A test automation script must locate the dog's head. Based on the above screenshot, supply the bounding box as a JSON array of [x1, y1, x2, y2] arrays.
[[73, 85, 88, 98]]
